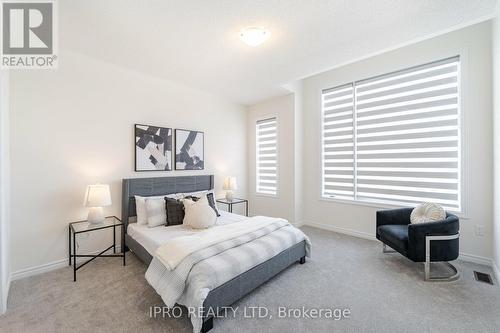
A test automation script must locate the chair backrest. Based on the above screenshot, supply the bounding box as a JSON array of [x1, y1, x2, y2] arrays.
[[445, 212, 459, 223]]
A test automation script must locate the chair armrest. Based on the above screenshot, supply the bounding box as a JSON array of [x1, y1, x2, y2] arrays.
[[376, 208, 413, 228], [407, 215, 459, 261]]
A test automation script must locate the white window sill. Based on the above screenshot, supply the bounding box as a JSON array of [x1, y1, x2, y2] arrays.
[[318, 196, 470, 220], [254, 192, 279, 199]]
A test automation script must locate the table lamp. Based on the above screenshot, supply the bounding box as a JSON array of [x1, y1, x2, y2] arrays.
[[83, 184, 111, 223], [223, 176, 237, 201]]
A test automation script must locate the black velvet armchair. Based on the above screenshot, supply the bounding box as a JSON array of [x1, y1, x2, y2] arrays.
[[376, 207, 460, 281]]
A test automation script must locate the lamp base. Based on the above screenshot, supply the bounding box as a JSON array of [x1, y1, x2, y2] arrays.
[[225, 191, 234, 202], [87, 207, 105, 224]]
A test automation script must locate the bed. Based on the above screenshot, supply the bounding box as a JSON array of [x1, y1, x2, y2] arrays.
[[121, 175, 308, 333]]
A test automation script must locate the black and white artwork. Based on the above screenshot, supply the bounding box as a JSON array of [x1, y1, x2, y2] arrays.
[[175, 129, 204, 170], [135, 124, 172, 171]]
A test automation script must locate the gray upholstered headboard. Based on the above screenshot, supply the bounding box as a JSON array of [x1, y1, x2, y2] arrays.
[[121, 175, 214, 231]]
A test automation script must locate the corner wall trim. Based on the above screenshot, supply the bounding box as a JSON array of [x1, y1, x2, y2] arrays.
[[3, 278, 10, 313], [0, 278, 8, 314], [303, 220, 495, 268], [493, 261, 500, 283]]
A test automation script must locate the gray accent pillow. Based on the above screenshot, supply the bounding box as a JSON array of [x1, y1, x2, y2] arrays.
[[206, 192, 220, 217]]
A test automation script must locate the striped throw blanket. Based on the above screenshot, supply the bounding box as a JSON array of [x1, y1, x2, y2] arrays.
[[145, 216, 311, 333]]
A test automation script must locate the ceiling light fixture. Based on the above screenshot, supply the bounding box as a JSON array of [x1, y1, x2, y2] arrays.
[[240, 27, 271, 47]]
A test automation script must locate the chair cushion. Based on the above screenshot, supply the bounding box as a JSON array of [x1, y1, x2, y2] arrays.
[[377, 224, 409, 253]]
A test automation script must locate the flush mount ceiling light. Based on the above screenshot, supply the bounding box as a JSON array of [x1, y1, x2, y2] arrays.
[[240, 27, 271, 47]]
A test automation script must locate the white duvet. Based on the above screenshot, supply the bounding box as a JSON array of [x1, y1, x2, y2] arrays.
[[127, 210, 246, 254], [154, 216, 287, 270], [145, 215, 310, 333], [128, 211, 311, 333]]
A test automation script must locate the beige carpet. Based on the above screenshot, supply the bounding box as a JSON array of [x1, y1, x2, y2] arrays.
[[1, 226, 500, 333]]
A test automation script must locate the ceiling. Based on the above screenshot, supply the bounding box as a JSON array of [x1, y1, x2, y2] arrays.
[[59, 0, 498, 105]]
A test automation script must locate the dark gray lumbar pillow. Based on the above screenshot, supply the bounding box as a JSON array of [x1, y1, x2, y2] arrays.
[[165, 198, 185, 226]]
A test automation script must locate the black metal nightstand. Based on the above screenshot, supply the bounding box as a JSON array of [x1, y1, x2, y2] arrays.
[[216, 198, 249, 216], [68, 216, 125, 281]]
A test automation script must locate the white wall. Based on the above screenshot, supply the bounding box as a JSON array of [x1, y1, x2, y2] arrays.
[[292, 83, 304, 224], [247, 94, 296, 223], [493, 8, 500, 275], [301, 22, 494, 259], [9, 50, 247, 274], [0, 70, 11, 313]]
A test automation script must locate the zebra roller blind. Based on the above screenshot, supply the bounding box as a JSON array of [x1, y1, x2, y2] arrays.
[[321, 56, 461, 211], [256, 117, 278, 195]]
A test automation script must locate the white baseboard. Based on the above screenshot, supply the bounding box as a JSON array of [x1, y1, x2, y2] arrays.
[[458, 253, 493, 266], [11, 247, 118, 281], [11, 258, 68, 281], [303, 220, 495, 268], [303, 220, 376, 241], [9, 223, 499, 281], [293, 220, 304, 227]]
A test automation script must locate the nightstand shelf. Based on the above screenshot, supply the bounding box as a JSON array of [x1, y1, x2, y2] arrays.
[[68, 216, 125, 281], [216, 198, 249, 216]]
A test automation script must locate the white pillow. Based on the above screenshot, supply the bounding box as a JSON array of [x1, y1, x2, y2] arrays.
[[135, 194, 180, 225], [134, 195, 148, 225], [181, 190, 209, 198], [145, 197, 168, 227], [181, 190, 219, 211], [183, 195, 216, 229], [410, 202, 446, 224]]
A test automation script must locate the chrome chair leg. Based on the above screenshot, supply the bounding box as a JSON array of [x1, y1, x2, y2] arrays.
[[425, 234, 460, 282]]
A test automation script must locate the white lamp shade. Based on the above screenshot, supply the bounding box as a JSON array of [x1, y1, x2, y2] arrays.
[[222, 177, 238, 190], [84, 184, 111, 207]]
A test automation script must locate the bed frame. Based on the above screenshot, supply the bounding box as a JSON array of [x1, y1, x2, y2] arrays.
[[121, 175, 307, 333]]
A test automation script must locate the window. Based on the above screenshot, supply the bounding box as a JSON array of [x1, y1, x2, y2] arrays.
[[321, 56, 461, 211], [256, 117, 278, 195]]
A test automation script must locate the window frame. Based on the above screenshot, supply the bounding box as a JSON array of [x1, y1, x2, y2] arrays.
[[255, 114, 279, 198], [319, 56, 468, 216]]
